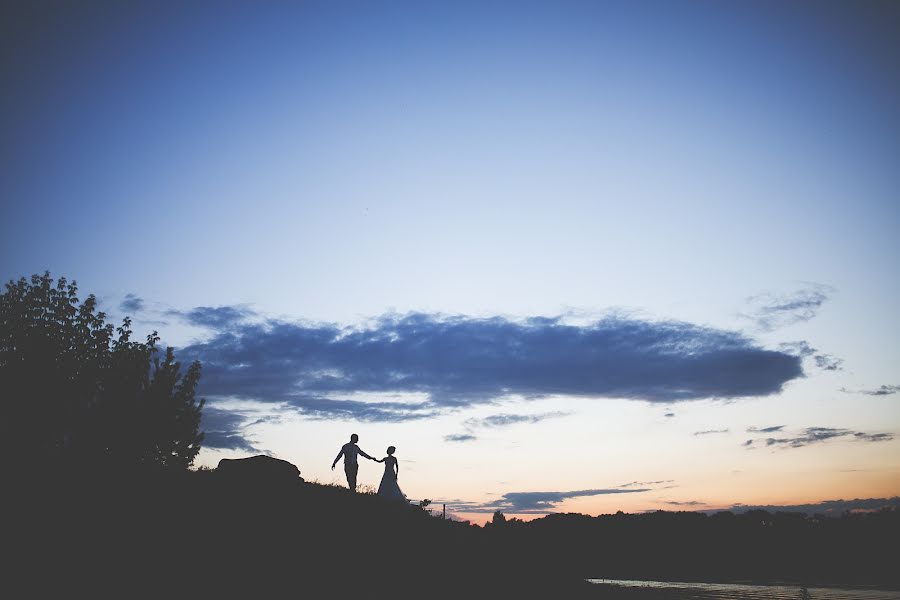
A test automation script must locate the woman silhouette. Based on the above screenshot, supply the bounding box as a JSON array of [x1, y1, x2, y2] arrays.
[[376, 446, 406, 502]]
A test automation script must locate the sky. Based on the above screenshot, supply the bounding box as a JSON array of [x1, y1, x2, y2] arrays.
[[2, 0, 899, 523]]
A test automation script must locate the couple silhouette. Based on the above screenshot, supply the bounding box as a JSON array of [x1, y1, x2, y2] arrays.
[[331, 433, 405, 501]]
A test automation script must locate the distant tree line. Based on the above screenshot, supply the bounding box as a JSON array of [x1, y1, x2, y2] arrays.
[[482, 507, 900, 587], [0, 273, 204, 472]]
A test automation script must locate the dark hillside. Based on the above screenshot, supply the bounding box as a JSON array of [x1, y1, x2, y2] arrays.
[[5, 468, 590, 598], [5, 467, 897, 598]]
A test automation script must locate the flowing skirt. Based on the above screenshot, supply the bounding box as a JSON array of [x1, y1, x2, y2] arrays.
[[377, 471, 406, 502]]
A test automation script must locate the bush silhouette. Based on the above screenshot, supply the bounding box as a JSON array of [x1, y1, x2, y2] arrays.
[[0, 272, 204, 471]]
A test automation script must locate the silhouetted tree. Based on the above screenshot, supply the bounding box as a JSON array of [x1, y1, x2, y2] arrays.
[[0, 273, 204, 471], [491, 511, 507, 526]]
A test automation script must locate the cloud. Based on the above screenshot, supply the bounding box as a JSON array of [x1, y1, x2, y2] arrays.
[[745, 284, 834, 332], [200, 406, 261, 452], [778, 341, 842, 372], [463, 412, 569, 428], [814, 354, 843, 371], [853, 432, 893, 443], [284, 397, 440, 422], [120, 293, 145, 313], [462, 487, 653, 514], [618, 480, 674, 488], [746, 427, 894, 449], [170, 305, 255, 329], [176, 310, 804, 422], [693, 429, 728, 436], [727, 497, 900, 515], [747, 425, 785, 433], [842, 384, 900, 396], [444, 434, 477, 443], [665, 500, 705, 506], [664, 412, 675, 418]]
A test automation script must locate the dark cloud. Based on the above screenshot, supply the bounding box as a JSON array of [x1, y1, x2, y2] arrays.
[[664, 412, 675, 418], [747, 425, 785, 433], [727, 497, 900, 515], [745, 284, 834, 332], [842, 384, 900, 396], [665, 500, 705, 506], [463, 412, 569, 429], [693, 429, 729, 436], [461, 487, 653, 514], [177, 311, 804, 422], [120, 293, 144, 314], [170, 305, 255, 329], [746, 427, 894, 449], [444, 434, 477, 443], [200, 406, 260, 452]]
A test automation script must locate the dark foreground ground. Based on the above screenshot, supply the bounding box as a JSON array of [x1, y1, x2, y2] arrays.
[[5, 469, 590, 598], [5, 468, 898, 599]]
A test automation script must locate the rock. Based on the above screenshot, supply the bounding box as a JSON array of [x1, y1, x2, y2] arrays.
[[216, 455, 303, 485]]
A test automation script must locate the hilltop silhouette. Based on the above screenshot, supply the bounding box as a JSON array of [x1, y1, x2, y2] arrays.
[[7, 463, 898, 598]]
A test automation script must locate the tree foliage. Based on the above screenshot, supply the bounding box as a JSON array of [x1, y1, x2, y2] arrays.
[[0, 273, 204, 470]]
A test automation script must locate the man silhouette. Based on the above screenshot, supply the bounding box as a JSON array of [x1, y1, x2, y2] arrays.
[[331, 433, 376, 492]]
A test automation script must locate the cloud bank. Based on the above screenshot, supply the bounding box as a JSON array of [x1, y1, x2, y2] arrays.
[[177, 311, 804, 421]]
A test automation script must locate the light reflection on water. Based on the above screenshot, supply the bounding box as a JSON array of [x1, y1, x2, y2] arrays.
[[586, 579, 900, 600]]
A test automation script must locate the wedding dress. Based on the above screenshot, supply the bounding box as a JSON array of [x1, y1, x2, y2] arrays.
[[377, 456, 406, 502]]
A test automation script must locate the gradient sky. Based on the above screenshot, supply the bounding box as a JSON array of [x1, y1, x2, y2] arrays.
[[2, 1, 899, 523]]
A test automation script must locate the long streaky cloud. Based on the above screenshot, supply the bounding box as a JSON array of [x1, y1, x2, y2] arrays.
[[177, 311, 804, 422], [744, 426, 893, 449], [444, 434, 477, 443], [464, 412, 569, 428], [459, 487, 653, 513], [842, 384, 900, 396]]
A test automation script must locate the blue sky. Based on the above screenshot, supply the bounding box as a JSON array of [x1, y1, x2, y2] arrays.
[[2, 1, 898, 521]]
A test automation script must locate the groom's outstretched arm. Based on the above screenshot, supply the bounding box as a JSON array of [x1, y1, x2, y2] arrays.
[[358, 448, 376, 461], [331, 447, 344, 469]]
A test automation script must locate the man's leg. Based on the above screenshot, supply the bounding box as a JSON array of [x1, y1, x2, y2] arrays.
[[344, 463, 358, 492]]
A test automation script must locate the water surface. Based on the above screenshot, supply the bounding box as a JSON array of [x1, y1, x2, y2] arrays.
[[586, 579, 900, 599]]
